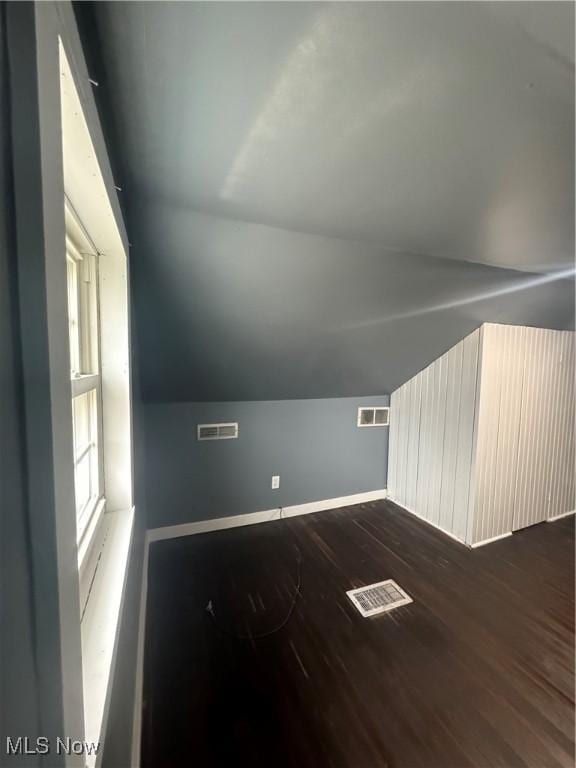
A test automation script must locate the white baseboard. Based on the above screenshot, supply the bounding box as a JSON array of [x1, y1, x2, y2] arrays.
[[470, 510, 574, 547], [147, 489, 388, 543], [131, 488, 387, 765], [470, 531, 513, 548], [388, 498, 521, 549], [387, 497, 468, 547], [547, 509, 575, 522]]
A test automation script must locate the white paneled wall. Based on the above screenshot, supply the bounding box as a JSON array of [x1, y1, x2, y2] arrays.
[[388, 329, 481, 543], [389, 324, 575, 547], [472, 325, 575, 543]]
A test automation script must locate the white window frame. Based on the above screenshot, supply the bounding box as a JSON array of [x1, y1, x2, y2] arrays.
[[357, 406, 390, 427], [59, 38, 134, 764], [65, 201, 106, 552]]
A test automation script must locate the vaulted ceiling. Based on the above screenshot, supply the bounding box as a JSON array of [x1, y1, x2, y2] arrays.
[[77, 1, 575, 401]]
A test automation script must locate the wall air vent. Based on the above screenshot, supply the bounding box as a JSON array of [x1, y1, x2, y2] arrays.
[[346, 580, 412, 618], [357, 406, 389, 427], [197, 423, 239, 441]]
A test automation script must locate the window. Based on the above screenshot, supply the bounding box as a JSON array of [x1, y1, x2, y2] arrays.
[[60, 41, 134, 760], [65, 203, 104, 545], [357, 406, 389, 427]]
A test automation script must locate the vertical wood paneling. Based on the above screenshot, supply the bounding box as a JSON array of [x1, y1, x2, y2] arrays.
[[388, 390, 399, 497], [427, 359, 439, 523], [551, 331, 574, 515], [514, 328, 550, 530], [512, 329, 537, 532], [439, 342, 463, 532], [431, 355, 449, 526], [473, 325, 525, 542], [391, 387, 402, 502], [397, 384, 408, 504], [415, 365, 430, 516], [516, 330, 550, 529], [427, 360, 437, 521], [475, 325, 509, 541], [534, 331, 557, 519], [389, 329, 480, 542], [560, 333, 575, 513], [472, 325, 575, 544], [401, 379, 412, 505], [563, 333, 575, 512], [406, 375, 421, 511], [389, 323, 573, 547], [455, 330, 481, 543], [495, 325, 526, 535], [547, 332, 565, 517]]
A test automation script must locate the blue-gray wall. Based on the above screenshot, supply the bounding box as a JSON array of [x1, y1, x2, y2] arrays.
[[145, 396, 389, 529], [78, 2, 575, 404], [1, 5, 41, 760], [133, 207, 574, 403]]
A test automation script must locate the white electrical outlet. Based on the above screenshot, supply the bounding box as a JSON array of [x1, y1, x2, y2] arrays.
[[271, 475, 280, 490]]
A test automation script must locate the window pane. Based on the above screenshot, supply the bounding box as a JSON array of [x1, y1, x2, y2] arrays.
[[75, 451, 91, 518], [79, 254, 98, 374], [72, 389, 99, 526], [72, 391, 92, 459], [67, 257, 80, 375], [67, 249, 98, 376]]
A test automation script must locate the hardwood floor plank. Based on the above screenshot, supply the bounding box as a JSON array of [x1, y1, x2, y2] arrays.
[[142, 501, 574, 767]]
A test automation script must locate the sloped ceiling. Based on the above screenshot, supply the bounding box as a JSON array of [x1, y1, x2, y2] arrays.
[[76, 1, 574, 402]]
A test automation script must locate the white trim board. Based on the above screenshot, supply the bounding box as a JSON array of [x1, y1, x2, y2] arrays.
[[472, 510, 574, 546], [466, 510, 574, 547], [147, 489, 388, 543], [389, 497, 518, 549], [387, 497, 469, 548], [547, 509, 575, 522], [131, 488, 387, 766], [470, 531, 513, 548]]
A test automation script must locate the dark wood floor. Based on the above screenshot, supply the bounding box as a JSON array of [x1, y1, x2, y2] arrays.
[[142, 501, 574, 768]]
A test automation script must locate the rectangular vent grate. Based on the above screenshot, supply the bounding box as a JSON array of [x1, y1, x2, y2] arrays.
[[357, 406, 389, 427], [346, 579, 412, 618], [197, 422, 239, 441]]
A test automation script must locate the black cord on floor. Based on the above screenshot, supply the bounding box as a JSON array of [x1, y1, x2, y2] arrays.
[[205, 507, 303, 641]]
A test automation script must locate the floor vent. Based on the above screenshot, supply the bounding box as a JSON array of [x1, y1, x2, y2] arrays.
[[346, 580, 412, 618]]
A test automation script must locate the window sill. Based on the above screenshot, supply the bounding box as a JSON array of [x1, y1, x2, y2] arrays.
[[81, 506, 134, 766]]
